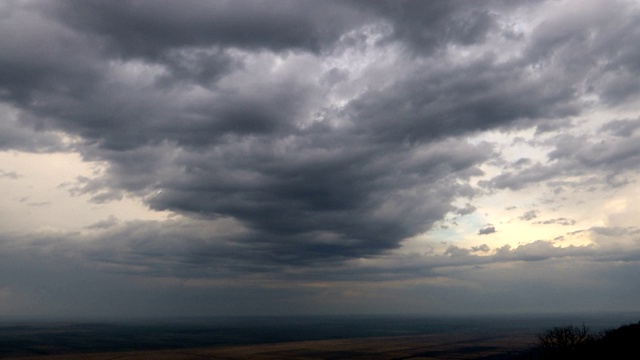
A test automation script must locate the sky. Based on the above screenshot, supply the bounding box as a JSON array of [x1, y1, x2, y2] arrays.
[[1, 0, 640, 319]]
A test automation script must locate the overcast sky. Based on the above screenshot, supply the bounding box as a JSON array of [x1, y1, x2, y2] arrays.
[[2, 0, 640, 319]]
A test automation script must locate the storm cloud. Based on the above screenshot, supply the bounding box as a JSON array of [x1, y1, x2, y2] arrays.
[[1, 0, 640, 317]]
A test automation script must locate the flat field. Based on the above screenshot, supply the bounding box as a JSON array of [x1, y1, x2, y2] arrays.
[[5, 332, 537, 360]]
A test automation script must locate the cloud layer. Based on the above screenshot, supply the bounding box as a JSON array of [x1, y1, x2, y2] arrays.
[[1, 0, 640, 317]]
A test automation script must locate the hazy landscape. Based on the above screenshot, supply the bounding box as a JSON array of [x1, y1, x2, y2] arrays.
[[2, 1, 640, 359], [2, 313, 637, 359]]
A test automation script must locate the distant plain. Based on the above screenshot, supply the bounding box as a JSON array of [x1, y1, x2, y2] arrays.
[[1, 313, 635, 359]]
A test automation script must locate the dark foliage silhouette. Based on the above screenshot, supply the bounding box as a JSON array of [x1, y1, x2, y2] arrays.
[[536, 324, 594, 357], [533, 322, 640, 359]]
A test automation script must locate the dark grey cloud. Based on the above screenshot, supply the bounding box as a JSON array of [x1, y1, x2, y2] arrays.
[[85, 216, 119, 230], [520, 210, 538, 221], [358, 0, 498, 55], [483, 127, 640, 191], [42, 0, 368, 57], [471, 244, 491, 253], [524, 0, 640, 106], [455, 203, 477, 216], [345, 52, 579, 144], [511, 158, 532, 170], [535, 118, 573, 135], [444, 245, 470, 257], [1, 0, 640, 275], [137, 138, 490, 264], [590, 226, 640, 238], [3, 218, 640, 319], [534, 218, 576, 226], [63, 175, 124, 204], [548, 134, 640, 170], [478, 225, 497, 235], [0, 222, 603, 283], [601, 118, 640, 138], [0, 107, 66, 152]]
